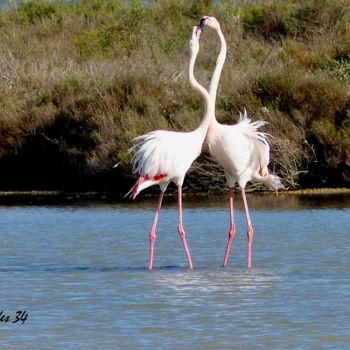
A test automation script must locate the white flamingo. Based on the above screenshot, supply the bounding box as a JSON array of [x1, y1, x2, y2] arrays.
[[201, 16, 283, 268], [126, 26, 211, 270]]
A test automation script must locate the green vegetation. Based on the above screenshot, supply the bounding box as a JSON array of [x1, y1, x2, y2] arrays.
[[0, 0, 349, 194]]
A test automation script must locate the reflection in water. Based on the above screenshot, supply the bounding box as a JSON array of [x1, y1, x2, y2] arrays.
[[1, 190, 350, 211], [0, 193, 349, 349], [151, 267, 282, 295], [122, 191, 350, 211]]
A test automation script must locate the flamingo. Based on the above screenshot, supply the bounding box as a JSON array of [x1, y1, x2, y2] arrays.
[[200, 16, 283, 268], [126, 25, 211, 270]]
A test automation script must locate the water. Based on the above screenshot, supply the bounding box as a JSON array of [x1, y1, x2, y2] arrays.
[[1, 193, 350, 349]]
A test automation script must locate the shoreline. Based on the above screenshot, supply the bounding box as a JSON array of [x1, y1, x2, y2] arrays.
[[1, 187, 350, 199]]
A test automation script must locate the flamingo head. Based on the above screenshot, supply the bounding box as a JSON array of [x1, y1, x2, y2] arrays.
[[199, 16, 220, 31], [190, 26, 201, 55]]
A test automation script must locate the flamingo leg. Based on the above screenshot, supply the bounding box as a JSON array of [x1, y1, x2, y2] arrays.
[[241, 188, 254, 268], [148, 191, 165, 270], [177, 186, 194, 269], [223, 187, 236, 267]]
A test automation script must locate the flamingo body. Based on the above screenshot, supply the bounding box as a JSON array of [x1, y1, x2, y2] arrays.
[[126, 26, 210, 269], [207, 111, 281, 190], [201, 16, 282, 268], [129, 129, 204, 197]]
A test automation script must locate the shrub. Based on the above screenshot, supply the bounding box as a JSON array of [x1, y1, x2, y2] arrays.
[[254, 69, 348, 121], [0, 0, 350, 191], [73, 29, 103, 59], [328, 56, 350, 82], [242, 1, 294, 41], [17, 0, 61, 23]]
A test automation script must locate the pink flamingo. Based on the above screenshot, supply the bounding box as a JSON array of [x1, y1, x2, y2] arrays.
[[201, 16, 283, 268], [126, 26, 211, 270]]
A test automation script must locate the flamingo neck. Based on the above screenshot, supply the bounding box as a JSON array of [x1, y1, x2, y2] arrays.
[[208, 28, 227, 125], [188, 48, 212, 138]]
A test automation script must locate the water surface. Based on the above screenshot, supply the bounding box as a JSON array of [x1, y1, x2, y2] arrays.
[[1, 193, 349, 349]]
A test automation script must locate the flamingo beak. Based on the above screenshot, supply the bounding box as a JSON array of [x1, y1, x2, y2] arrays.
[[198, 17, 206, 30], [192, 25, 200, 39]]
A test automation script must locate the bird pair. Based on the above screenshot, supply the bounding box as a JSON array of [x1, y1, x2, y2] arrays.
[[126, 16, 282, 270]]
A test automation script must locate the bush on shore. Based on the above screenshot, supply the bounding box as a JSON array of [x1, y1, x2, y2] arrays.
[[0, 0, 349, 193]]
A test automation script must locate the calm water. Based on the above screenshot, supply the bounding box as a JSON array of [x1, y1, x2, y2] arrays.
[[0, 193, 350, 349]]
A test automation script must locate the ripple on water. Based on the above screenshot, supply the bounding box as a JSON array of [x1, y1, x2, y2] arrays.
[[0, 196, 349, 349]]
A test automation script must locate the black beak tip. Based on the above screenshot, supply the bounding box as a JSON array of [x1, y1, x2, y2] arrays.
[[198, 18, 205, 30]]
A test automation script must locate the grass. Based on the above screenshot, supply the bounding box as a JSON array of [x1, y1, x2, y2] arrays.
[[0, 0, 349, 193]]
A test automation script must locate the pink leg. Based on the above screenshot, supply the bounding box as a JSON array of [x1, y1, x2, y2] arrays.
[[177, 186, 194, 269], [241, 188, 254, 268], [149, 191, 165, 270], [223, 187, 236, 267]]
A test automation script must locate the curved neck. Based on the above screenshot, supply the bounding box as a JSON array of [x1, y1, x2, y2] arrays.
[[188, 48, 212, 137], [208, 28, 227, 120]]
